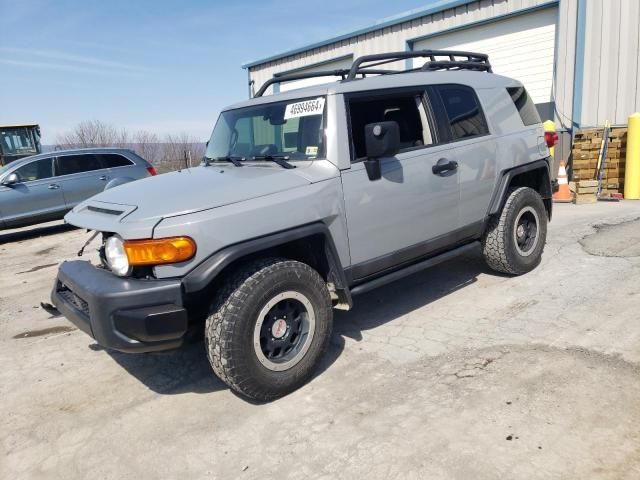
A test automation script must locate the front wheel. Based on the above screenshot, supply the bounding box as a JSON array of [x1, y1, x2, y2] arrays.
[[205, 258, 333, 401], [482, 186, 548, 275]]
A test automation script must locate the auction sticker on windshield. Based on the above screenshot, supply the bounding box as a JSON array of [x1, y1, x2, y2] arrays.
[[284, 98, 325, 120]]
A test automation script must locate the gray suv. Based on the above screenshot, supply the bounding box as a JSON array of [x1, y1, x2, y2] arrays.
[[52, 51, 556, 401], [0, 148, 156, 229]]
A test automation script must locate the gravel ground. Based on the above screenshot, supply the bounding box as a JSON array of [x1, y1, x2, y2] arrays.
[[1, 201, 640, 479]]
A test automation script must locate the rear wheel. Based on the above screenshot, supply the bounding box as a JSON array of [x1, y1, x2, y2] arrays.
[[482, 186, 547, 275], [205, 258, 333, 401]]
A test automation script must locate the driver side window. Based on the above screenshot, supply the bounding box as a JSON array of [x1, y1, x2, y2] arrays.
[[14, 158, 53, 182], [348, 89, 433, 161]]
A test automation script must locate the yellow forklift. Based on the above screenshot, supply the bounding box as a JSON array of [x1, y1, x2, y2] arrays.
[[0, 124, 41, 166]]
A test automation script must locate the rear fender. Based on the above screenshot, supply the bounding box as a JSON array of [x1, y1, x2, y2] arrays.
[[488, 159, 553, 220]]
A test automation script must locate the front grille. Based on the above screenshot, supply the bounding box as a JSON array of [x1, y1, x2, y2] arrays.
[[57, 284, 90, 319]]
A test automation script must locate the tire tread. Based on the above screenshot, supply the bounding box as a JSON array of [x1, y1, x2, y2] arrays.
[[482, 186, 546, 275], [205, 258, 331, 400]]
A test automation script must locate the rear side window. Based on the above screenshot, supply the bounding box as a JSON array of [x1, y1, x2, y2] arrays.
[[98, 153, 133, 168], [56, 154, 103, 175], [507, 87, 541, 126], [431, 85, 489, 141], [348, 90, 433, 160]]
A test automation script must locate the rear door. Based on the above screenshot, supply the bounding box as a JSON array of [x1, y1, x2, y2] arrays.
[[341, 87, 460, 280], [0, 157, 66, 227], [427, 84, 496, 236], [55, 154, 109, 208]]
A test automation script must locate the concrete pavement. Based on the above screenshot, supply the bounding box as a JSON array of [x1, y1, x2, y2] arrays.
[[1, 202, 640, 479]]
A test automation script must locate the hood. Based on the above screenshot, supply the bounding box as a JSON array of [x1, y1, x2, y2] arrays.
[[65, 164, 314, 234]]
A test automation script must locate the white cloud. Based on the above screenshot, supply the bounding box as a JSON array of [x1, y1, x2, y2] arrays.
[[0, 46, 152, 76], [0, 58, 143, 77]]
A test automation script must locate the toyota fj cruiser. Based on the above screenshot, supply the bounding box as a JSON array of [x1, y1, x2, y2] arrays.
[[52, 51, 556, 401]]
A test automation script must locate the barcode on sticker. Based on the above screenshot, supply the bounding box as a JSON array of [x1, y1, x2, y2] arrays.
[[284, 98, 325, 120]]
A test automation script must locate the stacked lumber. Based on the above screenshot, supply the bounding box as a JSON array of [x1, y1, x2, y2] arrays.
[[571, 127, 627, 195], [573, 180, 598, 204]]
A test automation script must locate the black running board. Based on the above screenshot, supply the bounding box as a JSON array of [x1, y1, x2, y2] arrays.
[[350, 241, 479, 296]]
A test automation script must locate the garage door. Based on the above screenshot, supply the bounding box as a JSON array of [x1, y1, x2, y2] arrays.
[[412, 7, 557, 119], [278, 56, 354, 92]]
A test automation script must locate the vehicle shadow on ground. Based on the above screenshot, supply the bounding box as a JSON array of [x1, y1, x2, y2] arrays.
[[105, 334, 345, 398], [334, 246, 497, 340], [0, 222, 74, 244], [105, 341, 225, 395], [104, 246, 491, 398]]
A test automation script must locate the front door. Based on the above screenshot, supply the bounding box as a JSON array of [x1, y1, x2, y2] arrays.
[[0, 157, 66, 227], [341, 88, 460, 280]]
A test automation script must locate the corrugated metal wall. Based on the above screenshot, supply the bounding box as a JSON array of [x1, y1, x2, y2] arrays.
[[553, 0, 577, 130], [552, 0, 577, 170], [579, 0, 640, 127], [412, 7, 558, 112], [247, 0, 640, 133], [248, 0, 559, 96]]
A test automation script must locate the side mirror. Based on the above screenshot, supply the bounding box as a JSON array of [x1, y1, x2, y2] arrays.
[[363, 121, 400, 181], [2, 173, 18, 186]]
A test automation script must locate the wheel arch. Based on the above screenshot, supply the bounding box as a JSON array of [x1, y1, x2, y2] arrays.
[[488, 159, 553, 220], [182, 222, 352, 309]]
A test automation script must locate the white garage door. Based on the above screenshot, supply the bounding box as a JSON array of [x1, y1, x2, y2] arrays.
[[278, 56, 354, 93], [412, 7, 557, 108]]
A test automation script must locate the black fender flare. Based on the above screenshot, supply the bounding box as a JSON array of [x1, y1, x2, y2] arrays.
[[181, 223, 351, 305], [487, 159, 552, 217]]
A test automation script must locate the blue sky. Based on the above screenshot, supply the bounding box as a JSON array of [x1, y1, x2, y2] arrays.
[[0, 0, 436, 144]]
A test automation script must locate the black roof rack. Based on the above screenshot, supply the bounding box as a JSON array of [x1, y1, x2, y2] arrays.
[[254, 50, 492, 97], [254, 68, 393, 98]]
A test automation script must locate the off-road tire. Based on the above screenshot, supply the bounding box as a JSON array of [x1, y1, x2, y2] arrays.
[[205, 258, 333, 401], [482, 186, 547, 275]]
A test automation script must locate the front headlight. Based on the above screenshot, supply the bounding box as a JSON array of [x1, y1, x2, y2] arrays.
[[104, 235, 131, 277]]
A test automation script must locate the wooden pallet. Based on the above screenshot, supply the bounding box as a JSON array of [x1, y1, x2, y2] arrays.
[[570, 126, 627, 194]]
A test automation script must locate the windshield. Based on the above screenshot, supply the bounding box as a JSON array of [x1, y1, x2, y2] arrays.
[[205, 97, 326, 162], [0, 127, 38, 156]]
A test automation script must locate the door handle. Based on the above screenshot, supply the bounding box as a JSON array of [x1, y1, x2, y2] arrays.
[[48, 184, 60, 190], [432, 158, 458, 175], [99, 175, 108, 181]]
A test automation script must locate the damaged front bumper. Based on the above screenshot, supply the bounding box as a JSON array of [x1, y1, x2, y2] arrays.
[[52, 260, 188, 353]]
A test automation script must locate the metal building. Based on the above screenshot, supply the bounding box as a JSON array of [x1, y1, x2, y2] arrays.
[[243, 0, 640, 162]]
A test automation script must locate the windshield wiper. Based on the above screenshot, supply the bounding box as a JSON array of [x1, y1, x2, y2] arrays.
[[249, 154, 296, 169], [204, 155, 244, 167]]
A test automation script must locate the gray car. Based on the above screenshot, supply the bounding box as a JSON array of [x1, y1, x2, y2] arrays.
[[52, 51, 557, 401], [0, 148, 156, 229]]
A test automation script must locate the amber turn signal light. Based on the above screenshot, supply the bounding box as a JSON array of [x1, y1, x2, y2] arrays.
[[124, 236, 196, 266]]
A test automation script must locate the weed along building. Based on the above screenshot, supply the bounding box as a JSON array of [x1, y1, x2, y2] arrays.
[[243, 0, 640, 170]]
